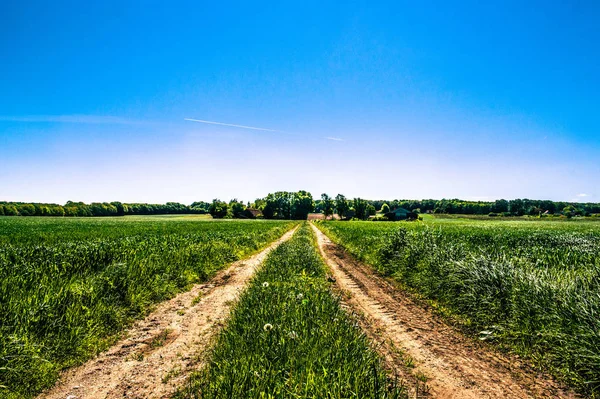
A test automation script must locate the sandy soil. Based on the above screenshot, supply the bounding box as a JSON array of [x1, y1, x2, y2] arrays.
[[311, 223, 579, 399], [38, 227, 297, 399]]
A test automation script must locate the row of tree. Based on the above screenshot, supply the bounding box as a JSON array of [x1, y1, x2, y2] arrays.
[[314, 197, 600, 218], [388, 198, 600, 217], [0, 201, 208, 217], [2, 196, 599, 219]]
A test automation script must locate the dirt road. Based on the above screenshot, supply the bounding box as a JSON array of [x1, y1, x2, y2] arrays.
[[39, 227, 297, 399], [311, 223, 578, 399]]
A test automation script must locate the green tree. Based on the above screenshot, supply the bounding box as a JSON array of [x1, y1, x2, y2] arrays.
[[509, 199, 525, 216], [111, 202, 126, 216], [190, 201, 211, 214], [366, 204, 376, 216], [263, 192, 292, 219], [50, 206, 65, 216], [335, 194, 349, 219], [321, 193, 335, 219], [353, 198, 369, 220], [380, 203, 390, 214], [292, 190, 314, 220], [4, 205, 18, 216], [209, 199, 229, 218], [17, 204, 36, 216], [251, 198, 266, 211], [229, 199, 246, 218]]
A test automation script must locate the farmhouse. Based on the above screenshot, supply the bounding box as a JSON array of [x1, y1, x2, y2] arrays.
[[385, 207, 418, 221]]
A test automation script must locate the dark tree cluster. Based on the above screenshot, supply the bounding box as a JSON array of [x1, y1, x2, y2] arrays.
[[206, 191, 315, 220], [260, 191, 314, 220]]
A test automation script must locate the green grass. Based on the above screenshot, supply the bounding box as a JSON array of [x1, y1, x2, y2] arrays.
[[0, 216, 296, 398], [316, 218, 600, 396], [177, 223, 405, 398]]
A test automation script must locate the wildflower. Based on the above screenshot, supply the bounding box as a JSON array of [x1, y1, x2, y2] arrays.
[[296, 293, 304, 300], [262, 282, 269, 288], [287, 331, 298, 340], [263, 323, 273, 331]]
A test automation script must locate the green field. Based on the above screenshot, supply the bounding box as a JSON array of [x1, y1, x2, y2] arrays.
[[177, 223, 404, 398], [0, 216, 295, 398], [3, 215, 599, 397], [317, 218, 600, 395]]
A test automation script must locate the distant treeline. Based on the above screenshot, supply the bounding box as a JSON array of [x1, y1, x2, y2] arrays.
[[2, 195, 599, 219], [0, 201, 211, 217], [399, 198, 599, 217], [315, 197, 600, 218]]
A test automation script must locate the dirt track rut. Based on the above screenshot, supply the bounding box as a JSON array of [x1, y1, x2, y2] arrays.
[[311, 223, 578, 399], [39, 227, 297, 399]]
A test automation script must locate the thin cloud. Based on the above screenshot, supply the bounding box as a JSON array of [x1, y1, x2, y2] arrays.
[[325, 136, 344, 141], [577, 193, 589, 197], [0, 115, 142, 125], [184, 118, 282, 132]]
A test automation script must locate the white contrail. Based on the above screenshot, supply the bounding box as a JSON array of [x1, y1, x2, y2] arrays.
[[184, 118, 282, 132], [185, 117, 346, 141]]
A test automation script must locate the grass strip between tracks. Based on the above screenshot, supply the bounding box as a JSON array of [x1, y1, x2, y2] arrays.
[[177, 222, 405, 398]]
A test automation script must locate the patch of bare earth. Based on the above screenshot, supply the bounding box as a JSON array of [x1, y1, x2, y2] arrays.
[[38, 227, 297, 399], [311, 224, 580, 399]]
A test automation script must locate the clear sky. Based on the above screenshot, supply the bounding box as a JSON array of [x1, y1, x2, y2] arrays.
[[1, 1, 599, 204]]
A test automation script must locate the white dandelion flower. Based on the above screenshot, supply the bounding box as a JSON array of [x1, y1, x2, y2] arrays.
[[262, 282, 269, 288], [263, 323, 273, 331], [296, 293, 304, 300]]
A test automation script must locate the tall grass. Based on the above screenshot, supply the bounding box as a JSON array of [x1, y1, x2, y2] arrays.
[[0, 217, 295, 398], [177, 223, 405, 398], [318, 219, 600, 396]]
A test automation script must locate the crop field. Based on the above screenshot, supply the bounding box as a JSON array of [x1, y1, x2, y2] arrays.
[[317, 218, 600, 396], [0, 216, 295, 398], [177, 223, 404, 398], [2, 215, 598, 398]]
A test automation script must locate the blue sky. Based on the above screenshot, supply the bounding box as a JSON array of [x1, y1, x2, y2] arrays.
[[1, 1, 599, 204]]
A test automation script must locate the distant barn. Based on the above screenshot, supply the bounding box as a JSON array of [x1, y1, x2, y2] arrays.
[[385, 207, 418, 221], [244, 208, 263, 219]]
